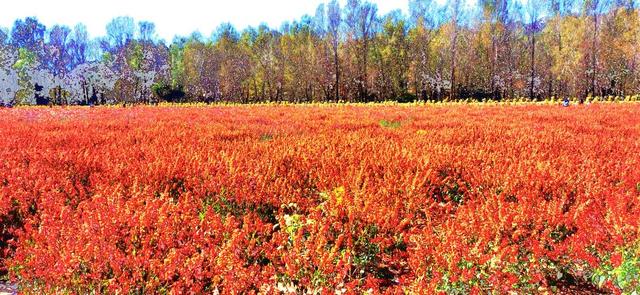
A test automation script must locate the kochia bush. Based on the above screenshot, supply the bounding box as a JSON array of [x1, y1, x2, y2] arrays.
[[0, 104, 639, 293]]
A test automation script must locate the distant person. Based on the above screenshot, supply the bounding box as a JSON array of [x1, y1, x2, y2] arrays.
[[562, 98, 570, 107]]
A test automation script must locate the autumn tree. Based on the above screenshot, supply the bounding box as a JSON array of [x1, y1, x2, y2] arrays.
[[371, 10, 409, 101], [45, 25, 72, 104], [447, 0, 463, 100], [345, 0, 377, 102], [327, 0, 342, 101], [583, 0, 607, 97], [408, 0, 443, 100]]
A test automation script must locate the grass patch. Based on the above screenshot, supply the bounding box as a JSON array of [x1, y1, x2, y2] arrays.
[[379, 119, 402, 129], [259, 134, 274, 141]]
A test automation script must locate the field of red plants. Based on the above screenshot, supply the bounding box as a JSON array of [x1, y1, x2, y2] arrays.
[[1, 103, 639, 294]]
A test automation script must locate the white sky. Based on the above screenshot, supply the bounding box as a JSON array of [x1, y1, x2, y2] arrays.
[[0, 0, 412, 41]]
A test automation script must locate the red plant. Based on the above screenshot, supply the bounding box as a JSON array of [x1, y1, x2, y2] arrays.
[[0, 104, 638, 293]]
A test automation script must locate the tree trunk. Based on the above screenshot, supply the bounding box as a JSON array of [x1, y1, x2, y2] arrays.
[[362, 37, 368, 102], [591, 14, 598, 97], [334, 47, 340, 102], [491, 25, 497, 99], [530, 33, 536, 101], [450, 38, 457, 101]]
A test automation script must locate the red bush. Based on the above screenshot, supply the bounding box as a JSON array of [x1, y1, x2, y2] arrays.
[[0, 104, 639, 293]]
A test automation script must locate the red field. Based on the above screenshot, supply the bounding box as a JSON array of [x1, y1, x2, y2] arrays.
[[1, 104, 639, 294]]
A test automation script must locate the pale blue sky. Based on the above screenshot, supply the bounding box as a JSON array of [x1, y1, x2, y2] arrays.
[[0, 0, 413, 41]]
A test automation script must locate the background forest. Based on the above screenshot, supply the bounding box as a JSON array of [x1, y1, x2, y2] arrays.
[[0, 0, 639, 105]]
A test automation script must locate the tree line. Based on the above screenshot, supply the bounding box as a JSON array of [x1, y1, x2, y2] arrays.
[[0, 0, 639, 105]]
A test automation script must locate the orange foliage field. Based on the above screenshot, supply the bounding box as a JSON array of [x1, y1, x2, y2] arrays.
[[1, 104, 639, 293]]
